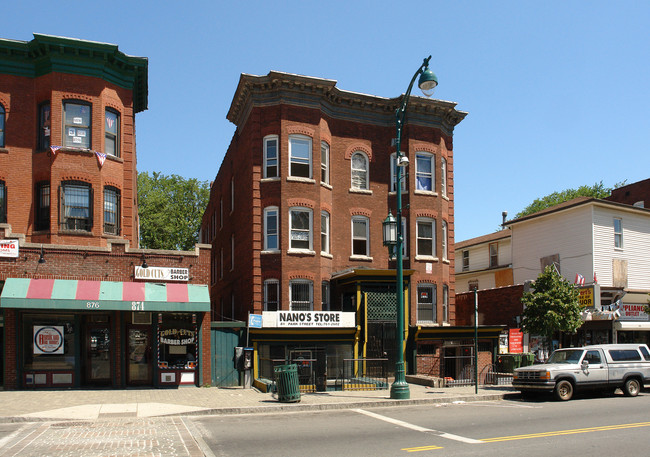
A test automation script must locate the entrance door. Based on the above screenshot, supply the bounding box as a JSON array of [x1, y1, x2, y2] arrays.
[[85, 325, 112, 385], [127, 326, 152, 385]]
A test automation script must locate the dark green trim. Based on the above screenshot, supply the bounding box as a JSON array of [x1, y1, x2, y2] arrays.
[[413, 325, 505, 340], [0, 34, 148, 113], [211, 321, 246, 328]]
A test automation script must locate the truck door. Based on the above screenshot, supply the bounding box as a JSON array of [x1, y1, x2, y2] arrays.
[[577, 349, 608, 387]]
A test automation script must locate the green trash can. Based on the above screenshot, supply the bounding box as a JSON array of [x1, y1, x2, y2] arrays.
[[512, 353, 523, 369], [274, 364, 301, 403]]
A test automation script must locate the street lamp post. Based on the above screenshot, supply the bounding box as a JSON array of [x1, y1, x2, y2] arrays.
[[383, 56, 438, 400]]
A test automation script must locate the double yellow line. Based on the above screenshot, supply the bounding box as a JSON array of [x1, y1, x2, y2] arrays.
[[481, 421, 650, 443], [402, 421, 650, 452]]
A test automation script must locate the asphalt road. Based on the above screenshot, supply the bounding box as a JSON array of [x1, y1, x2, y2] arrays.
[[192, 391, 650, 456]]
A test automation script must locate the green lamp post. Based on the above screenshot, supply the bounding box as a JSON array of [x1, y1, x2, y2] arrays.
[[384, 56, 438, 400]]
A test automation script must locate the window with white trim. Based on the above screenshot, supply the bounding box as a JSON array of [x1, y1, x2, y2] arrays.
[[417, 283, 437, 323], [416, 218, 435, 257], [351, 151, 369, 190], [489, 242, 498, 267], [614, 218, 623, 249], [289, 135, 312, 178], [290, 280, 313, 311], [264, 279, 279, 311], [415, 152, 434, 191], [462, 250, 469, 271], [442, 220, 448, 261], [289, 207, 312, 251], [263, 135, 278, 178], [321, 211, 330, 255], [264, 207, 279, 251], [321, 141, 329, 184], [351, 216, 369, 256], [442, 285, 449, 323], [390, 153, 406, 192], [441, 157, 447, 197]]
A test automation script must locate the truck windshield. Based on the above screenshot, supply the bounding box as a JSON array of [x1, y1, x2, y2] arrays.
[[548, 350, 584, 364]]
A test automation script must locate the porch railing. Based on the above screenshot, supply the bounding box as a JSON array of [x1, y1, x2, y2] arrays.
[[336, 358, 389, 391]]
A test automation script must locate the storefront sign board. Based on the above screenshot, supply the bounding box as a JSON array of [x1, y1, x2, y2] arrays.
[[134, 266, 189, 282], [33, 325, 64, 354], [0, 239, 19, 258]]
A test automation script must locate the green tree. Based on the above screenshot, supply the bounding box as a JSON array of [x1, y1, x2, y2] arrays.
[[137, 171, 210, 251], [515, 181, 626, 218], [521, 266, 582, 351]]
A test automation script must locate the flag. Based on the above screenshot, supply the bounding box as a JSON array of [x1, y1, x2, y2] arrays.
[[94, 151, 106, 167], [50, 145, 61, 155], [574, 274, 585, 286], [593, 272, 598, 284]]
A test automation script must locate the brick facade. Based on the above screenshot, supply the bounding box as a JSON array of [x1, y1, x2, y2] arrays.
[[202, 72, 467, 325], [455, 285, 524, 327]]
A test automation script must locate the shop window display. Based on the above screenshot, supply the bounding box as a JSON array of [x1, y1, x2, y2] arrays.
[[158, 313, 197, 370], [23, 314, 75, 371]]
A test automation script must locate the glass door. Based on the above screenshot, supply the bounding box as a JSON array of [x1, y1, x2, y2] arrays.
[[85, 325, 112, 385], [127, 326, 152, 385]]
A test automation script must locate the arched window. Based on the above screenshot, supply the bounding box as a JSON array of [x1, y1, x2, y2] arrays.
[[105, 109, 120, 157], [263, 206, 279, 251], [351, 215, 370, 257], [351, 151, 369, 190], [264, 280, 279, 311], [415, 152, 434, 192]]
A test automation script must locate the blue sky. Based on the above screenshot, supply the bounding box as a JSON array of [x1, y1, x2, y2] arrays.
[[7, 1, 650, 242]]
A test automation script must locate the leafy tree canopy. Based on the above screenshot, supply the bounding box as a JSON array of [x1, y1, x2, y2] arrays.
[[137, 171, 210, 251], [515, 181, 626, 219], [521, 266, 582, 348]]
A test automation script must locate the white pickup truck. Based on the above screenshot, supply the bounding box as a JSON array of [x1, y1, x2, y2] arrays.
[[513, 344, 650, 401]]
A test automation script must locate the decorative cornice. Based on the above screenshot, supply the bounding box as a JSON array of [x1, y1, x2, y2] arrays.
[[227, 72, 467, 137], [0, 34, 148, 113]]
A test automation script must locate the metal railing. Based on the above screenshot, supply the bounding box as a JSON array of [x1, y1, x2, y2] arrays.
[[336, 358, 389, 391]]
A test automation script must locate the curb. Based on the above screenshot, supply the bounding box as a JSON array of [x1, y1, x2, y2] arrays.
[[0, 392, 519, 423]]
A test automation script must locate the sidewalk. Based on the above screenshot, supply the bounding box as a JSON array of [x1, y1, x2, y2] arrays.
[[0, 384, 518, 422]]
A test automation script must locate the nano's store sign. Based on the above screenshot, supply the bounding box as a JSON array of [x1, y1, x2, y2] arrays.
[[134, 266, 189, 282], [160, 328, 195, 345], [0, 239, 19, 258], [277, 311, 344, 327], [33, 326, 64, 354]]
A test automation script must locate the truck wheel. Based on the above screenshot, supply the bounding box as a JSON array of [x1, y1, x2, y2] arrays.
[[555, 380, 573, 401], [623, 378, 641, 397]]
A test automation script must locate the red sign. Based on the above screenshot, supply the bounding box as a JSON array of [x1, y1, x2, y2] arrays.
[[509, 328, 523, 353]]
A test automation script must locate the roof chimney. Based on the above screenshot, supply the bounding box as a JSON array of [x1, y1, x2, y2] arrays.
[[502, 211, 508, 226]]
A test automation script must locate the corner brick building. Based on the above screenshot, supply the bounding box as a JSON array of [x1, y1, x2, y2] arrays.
[[0, 34, 211, 389], [201, 71, 494, 386]]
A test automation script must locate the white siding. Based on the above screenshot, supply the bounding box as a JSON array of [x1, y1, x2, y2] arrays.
[[593, 206, 650, 290], [511, 205, 594, 284]]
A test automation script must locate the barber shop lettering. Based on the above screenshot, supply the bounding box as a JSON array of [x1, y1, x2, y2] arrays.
[[159, 328, 195, 345], [277, 311, 342, 327]]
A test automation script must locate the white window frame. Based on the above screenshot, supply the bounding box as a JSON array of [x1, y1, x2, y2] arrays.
[[416, 217, 436, 258], [351, 215, 370, 258], [289, 207, 313, 252], [441, 157, 447, 197], [350, 151, 369, 190], [442, 220, 448, 261], [390, 153, 407, 192], [489, 242, 498, 268], [417, 283, 437, 323], [462, 250, 469, 271], [614, 218, 623, 249], [290, 280, 313, 311], [264, 279, 279, 311], [321, 210, 330, 255], [263, 206, 279, 252], [415, 152, 434, 192], [321, 141, 329, 185], [289, 134, 312, 179], [442, 285, 449, 323], [263, 135, 279, 179]]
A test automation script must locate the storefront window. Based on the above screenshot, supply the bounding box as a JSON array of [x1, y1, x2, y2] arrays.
[[23, 314, 75, 370], [158, 313, 197, 370]]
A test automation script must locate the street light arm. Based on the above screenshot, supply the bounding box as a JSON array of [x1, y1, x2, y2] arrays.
[[395, 55, 432, 131]]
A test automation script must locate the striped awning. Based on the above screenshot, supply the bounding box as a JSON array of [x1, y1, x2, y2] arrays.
[[0, 278, 210, 312]]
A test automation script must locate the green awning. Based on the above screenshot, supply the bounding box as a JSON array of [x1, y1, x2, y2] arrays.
[[0, 278, 210, 312]]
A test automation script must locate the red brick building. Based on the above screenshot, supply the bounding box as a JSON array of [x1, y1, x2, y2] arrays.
[[0, 34, 211, 389], [201, 71, 475, 384]]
